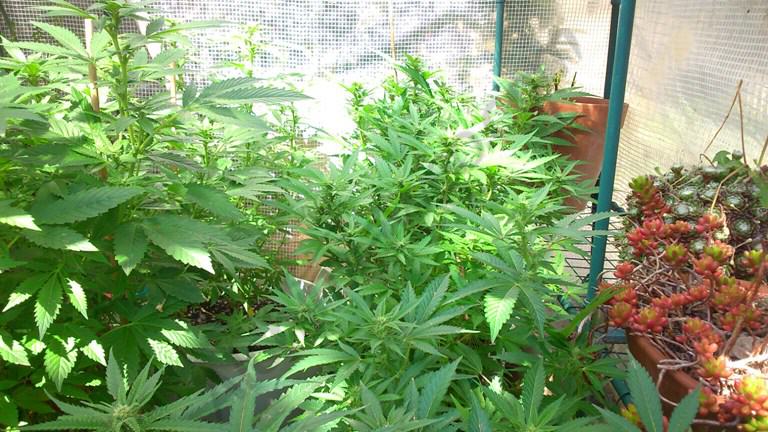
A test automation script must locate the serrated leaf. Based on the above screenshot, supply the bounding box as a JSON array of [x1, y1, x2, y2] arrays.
[[0, 334, 30, 366], [148, 151, 202, 172], [22, 415, 109, 430], [160, 322, 209, 348], [284, 349, 355, 378], [81, 340, 106, 366], [44, 338, 78, 391], [281, 410, 353, 432], [0, 200, 40, 230], [182, 84, 197, 107], [66, 279, 87, 319], [146, 419, 221, 432], [3, 274, 46, 312], [484, 286, 519, 343], [520, 282, 547, 338], [473, 252, 516, 274], [626, 359, 665, 432], [113, 223, 148, 275], [22, 226, 98, 251], [196, 77, 309, 105], [185, 184, 243, 221], [468, 393, 492, 432], [521, 361, 545, 422], [32, 22, 87, 58], [142, 218, 214, 274], [255, 382, 323, 432], [444, 204, 503, 238], [147, 339, 182, 366], [150, 48, 186, 66], [668, 386, 700, 432], [417, 358, 459, 418], [360, 384, 383, 423], [8, 41, 69, 57], [197, 106, 269, 131], [32, 186, 142, 224], [40, 1, 93, 19], [213, 86, 310, 105], [106, 350, 126, 403], [34, 275, 63, 338]]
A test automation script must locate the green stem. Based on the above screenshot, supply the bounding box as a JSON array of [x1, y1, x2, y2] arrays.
[[107, 11, 140, 158]]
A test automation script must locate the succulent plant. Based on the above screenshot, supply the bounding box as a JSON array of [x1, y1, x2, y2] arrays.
[[604, 151, 768, 429]]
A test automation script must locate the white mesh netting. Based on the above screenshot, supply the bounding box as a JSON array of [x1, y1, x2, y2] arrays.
[[614, 0, 768, 198]]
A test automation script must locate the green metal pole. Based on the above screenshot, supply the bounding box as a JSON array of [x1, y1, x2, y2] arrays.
[[602, 0, 621, 99], [587, 0, 636, 300], [492, 0, 505, 91]]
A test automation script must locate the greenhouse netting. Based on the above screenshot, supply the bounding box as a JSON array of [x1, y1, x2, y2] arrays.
[[4, 1, 765, 193]]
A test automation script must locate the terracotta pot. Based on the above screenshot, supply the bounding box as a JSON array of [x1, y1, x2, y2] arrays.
[[268, 227, 326, 282], [628, 334, 737, 432], [541, 97, 629, 210]]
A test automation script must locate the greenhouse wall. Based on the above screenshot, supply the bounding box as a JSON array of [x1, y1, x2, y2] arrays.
[[616, 1, 768, 198], [2, 0, 766, 200]]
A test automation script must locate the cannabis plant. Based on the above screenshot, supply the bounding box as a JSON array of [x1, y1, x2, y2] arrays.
[[597, 359, 700, 432], [284, 57, 588, 290], [0, 0, 308, 425], [23, 351, 347, 432], [263, 58, 619, 426], [460, 361, 607, 432]]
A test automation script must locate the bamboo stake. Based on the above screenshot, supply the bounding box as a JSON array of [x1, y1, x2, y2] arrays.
[[168, 62, 177, 104], [388, 0, 397, 80], [84, 18, 100, 112]]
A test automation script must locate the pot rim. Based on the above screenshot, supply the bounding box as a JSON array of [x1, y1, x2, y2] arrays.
[[627, 333, 701, 389], [545, 96, 630, 106]]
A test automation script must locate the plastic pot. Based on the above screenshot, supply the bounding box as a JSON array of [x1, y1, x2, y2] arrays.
[[541, 97, 629, 210]]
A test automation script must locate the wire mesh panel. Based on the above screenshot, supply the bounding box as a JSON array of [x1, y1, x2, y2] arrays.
[[144, 0, 501, 136], [501, 0, 611, 96], [1, 1, 614, 132], [615, 0, 768, 199]]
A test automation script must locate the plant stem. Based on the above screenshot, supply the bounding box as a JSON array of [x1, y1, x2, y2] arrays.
[[721, 254, 766, 358], [701, 80, 742, 159], [107, 9, 140, 158], [84, 19, 100, 113], [109, 16, 129, 116], [758, 135, 768, 167]]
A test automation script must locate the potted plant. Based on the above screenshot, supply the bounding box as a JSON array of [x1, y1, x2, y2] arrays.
[[498, 70, 629, 210], [0, 0, 317, 425], [601, 150, 768, 431]]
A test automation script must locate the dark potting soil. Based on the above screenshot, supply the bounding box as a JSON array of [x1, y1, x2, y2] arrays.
[[183, 296, 273, 326], [184, 298, 235, 325]]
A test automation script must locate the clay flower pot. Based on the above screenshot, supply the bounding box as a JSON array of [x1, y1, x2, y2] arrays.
[[542, 97, 629, 210], [628, 334, 737, 432]]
